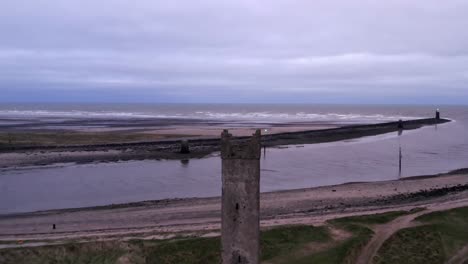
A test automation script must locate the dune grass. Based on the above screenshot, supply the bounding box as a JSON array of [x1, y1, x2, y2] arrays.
[[293, 224, 373, 264], [141, 225, 331, 264], [374, 206, 468, 264], [301, 209, 426, 264], [0, 242, 124, 264]]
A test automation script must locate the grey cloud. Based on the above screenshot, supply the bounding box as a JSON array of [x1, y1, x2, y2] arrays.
[[0, 0, 468, 103]]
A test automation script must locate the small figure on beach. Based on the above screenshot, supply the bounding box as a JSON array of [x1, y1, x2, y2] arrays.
[[180, 159, 189, 167], [180, 140, 190, 154]]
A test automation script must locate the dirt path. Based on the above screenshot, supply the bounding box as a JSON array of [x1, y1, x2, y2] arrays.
[[355, 213, 424, 264], [355, 198, 468, 264], [447, 244, 468, 264]]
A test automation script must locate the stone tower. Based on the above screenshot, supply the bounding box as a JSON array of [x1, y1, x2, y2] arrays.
[[221, 129, 261, 264]]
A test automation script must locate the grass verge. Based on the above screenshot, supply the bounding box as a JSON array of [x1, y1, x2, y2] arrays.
[[0, 225, 330, 264], [374, 206, 468, 264], [0, 242, 124, 264]]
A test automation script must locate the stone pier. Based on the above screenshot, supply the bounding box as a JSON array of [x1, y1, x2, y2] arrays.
[[221, 129, 261, 264]]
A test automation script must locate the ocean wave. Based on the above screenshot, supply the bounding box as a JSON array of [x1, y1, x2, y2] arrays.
[[0, 110, 175, 119], [193, 111, 422, 123], [0, 109, 422, 123]]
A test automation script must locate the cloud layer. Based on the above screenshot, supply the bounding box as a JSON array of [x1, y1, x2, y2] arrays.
[[1, 0, 468, 103]]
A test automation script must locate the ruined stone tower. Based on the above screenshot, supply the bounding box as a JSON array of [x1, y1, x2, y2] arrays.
[[221, 129, 261, 264]]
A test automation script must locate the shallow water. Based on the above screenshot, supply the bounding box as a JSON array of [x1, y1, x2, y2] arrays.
[[1, 105, 467, 214]]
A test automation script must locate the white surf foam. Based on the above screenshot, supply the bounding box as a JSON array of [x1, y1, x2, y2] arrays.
[[0, 109, 423, 123]]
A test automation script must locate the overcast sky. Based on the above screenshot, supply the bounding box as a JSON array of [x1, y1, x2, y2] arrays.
[[1, 0, 467, 104]]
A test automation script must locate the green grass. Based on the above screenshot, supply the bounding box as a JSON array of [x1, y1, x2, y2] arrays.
[[374, 206, 468, 264], [294, 224, 374, 264], [142, 225, 330, 264], [260, 225, 330, 261], [143, 237, 220, 264], [417, 207, 468, 257], [374, 225, 445, 264], [0, 242, 124, 264], [306, 209, 426, 264]]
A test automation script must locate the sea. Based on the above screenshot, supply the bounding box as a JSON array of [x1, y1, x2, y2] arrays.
[[0, 103, 438, 124], [0, 103, 467, 214]]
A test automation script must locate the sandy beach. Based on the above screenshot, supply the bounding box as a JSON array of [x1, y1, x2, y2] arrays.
[[0, 169, 466, 247]]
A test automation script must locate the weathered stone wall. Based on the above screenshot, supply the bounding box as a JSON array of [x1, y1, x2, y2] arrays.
[[221, 129, 261, 264]]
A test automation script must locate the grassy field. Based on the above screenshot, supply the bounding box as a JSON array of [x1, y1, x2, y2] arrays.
[[374, 206, 468, 264], [0, 242, 125, 264], [295, 224, 373, 264]]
